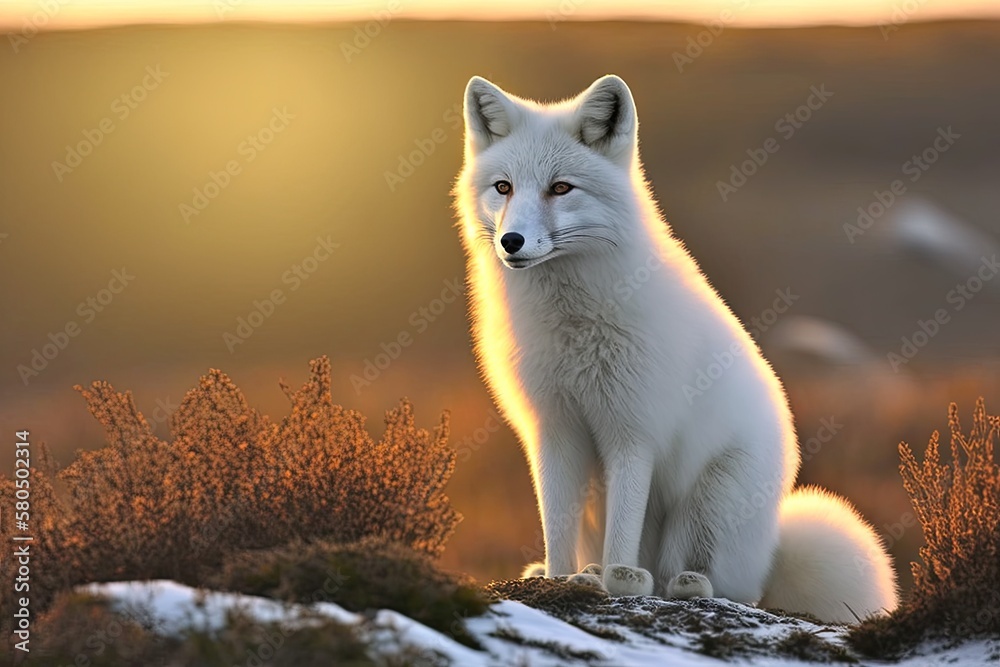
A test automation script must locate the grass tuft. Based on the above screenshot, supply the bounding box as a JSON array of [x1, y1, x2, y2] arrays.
[[484, 577, 608, 617], [213, 536, 490, 645], [776, 629, 856, 663]]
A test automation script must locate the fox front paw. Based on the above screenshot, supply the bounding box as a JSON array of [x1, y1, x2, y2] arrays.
[[602, 564, 654, 597], [521, 562, 546, 578], [667, 571, 713, 599], [580, 563, 603, 576], [567, 572, 606, 591]]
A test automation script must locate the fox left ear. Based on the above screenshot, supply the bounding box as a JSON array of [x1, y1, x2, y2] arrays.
[[574, 75, 637, 166], [464, 76, 521, 155]]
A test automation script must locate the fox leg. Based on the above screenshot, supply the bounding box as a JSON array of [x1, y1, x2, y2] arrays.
[[657, 450, 778, 603], [575, 467, 606, 569], [531, 414, 594, 578], [601, 448, 655, 596]]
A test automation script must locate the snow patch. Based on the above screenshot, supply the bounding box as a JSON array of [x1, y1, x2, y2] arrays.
[[80, 581, 1000, 666]]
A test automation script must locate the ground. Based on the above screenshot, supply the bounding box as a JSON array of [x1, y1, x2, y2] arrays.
[[63, 579, 1000, 667]]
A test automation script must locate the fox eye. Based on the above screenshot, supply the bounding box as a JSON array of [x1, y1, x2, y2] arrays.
[[494, 180, 512, 195], [551, 182, 574, 195]]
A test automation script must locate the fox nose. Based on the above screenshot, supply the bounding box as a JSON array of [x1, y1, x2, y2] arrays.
[[500, 232, 525, 254]]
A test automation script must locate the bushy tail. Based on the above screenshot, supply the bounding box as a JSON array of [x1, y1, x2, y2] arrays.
[[760, 486, 898, 624]]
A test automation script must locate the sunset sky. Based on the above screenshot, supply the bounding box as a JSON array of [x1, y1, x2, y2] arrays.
[[1, 0, 999, 30]]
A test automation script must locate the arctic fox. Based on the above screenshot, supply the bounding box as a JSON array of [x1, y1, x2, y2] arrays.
[[453, 75, 898, 623]]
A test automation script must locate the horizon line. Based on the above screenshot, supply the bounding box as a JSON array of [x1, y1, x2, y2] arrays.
[[2, 2, 1000, 33]]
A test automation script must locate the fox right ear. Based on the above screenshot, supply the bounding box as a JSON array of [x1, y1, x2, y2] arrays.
[[575, 75, 637, 166], [464, 76, 519, 154]]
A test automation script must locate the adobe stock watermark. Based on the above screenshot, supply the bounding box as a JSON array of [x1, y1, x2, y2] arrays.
[[546, 0, 587, 30], [7, 0, 71, 53], [455, 408, 503, 463], [213, 0, 243, 19], [179, 106, 294, 223], [878, 0, 928, 40], [339, 0, 402, 62], [223, 236, 340, 353], [610, 252, 663, 305], [350, 277, 464, 393], [800, 416, 843, 463], [384, 102, 463, 192], [16, 268, 136, 386], [682, 288, 799, 404], [60, 605, 153, 667], [843, 126, 961, 243], [227, 566, 350, 667], [886, 254, 999, 372], [672, 0, 752, 72], [950, 590, 1000, 639], [148, 395, 180, 434], [855, 511, 918, 577], [716, 85, 834, 201], [51, 65, 170, 182], [878, 512, 917, 551], [520, 477, 607, 566], [727, 416, 843, 530]]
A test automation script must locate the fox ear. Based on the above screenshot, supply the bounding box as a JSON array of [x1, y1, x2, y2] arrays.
[[464, 76, 520, 154], [575, 75, 637, 165]]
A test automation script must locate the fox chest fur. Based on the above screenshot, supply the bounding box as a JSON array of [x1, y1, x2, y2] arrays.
[[501, 265, 660, 424]]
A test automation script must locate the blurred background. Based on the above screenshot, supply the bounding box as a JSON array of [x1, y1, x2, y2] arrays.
[[1, 1, 999, 591]]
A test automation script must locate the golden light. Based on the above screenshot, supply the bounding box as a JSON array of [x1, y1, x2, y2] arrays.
[[1, 0, 999, 30]]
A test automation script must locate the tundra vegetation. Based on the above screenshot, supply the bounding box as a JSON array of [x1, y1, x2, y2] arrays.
[[1, 361, 997, 664]]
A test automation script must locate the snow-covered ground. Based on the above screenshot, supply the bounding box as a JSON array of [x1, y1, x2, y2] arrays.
[[83, 581, 1000, 667]]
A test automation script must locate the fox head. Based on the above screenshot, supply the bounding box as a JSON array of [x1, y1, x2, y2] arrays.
[[456, 75, 642, 270]]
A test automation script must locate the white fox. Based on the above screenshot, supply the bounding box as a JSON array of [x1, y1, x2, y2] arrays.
[[453, 75, 898, 623]]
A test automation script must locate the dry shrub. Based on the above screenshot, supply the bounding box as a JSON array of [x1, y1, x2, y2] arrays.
[[0, 357, 459, 632], [850, 398, 1000, 657]]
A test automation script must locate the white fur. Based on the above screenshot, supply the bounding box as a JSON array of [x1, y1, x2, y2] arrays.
[[522, 562, 546, 578], [453, 75, 898, 622], [667, 571, 714, 599], [760, 486, 898, 622], [567, 572, 605, 590]]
